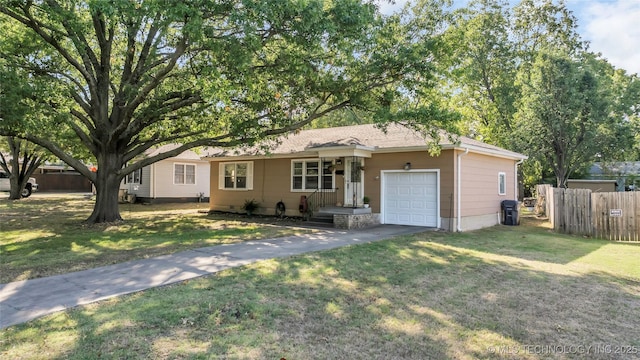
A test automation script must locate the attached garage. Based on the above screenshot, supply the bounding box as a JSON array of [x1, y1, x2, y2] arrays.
[[381, 170, 440, 227]]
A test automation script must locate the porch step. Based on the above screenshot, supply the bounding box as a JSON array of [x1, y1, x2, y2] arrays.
[[318, 206, 372, 215], [309, 212, 334, 224]]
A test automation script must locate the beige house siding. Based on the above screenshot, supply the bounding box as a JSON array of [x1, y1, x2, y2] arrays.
[[210, 150, 457, 220], [458, 151, 517, 231], [364, 151, 455, 217], [211, 158, 320, 216], [209, 149, 521, 231]]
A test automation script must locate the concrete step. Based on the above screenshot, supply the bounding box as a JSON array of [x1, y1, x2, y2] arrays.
[[309, 213, 333, 224]]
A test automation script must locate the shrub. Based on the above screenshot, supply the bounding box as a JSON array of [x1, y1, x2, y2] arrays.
[[242, 199, 260, 215]]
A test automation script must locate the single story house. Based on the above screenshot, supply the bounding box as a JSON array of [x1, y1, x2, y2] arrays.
[[120, 144, 211, 203], [205, 124, 527, 231], [567, 179, 617, 192], [588, 161, 639, 191]]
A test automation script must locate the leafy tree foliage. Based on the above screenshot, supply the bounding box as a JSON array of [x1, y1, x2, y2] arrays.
[[514, 52, 623, 188], [0, 0, 447, 223], [440, 0, 639, 192], [442, 0, 517, 147]]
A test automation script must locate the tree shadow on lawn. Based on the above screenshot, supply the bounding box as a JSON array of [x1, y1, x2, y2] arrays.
[[416, 218, 640, 268], [0, 205, 298, 283], [3, 234, 639, 360]]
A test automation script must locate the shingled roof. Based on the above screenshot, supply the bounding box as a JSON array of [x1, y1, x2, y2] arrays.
[[204, 123, 527, 160]]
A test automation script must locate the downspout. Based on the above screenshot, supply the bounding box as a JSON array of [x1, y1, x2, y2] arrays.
[[457, 148, 469, 232], [151, 163, 156, 199], [515, 159, 524, 200]]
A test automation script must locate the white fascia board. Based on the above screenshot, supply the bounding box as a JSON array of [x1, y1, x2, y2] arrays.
[[204, 143, 527, 162], [447, 144, 528, 161], [314, 145, 375, 158], [370, 146, 431, 154]]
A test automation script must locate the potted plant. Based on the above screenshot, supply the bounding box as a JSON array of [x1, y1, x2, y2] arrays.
[[362, 196, 370, 208], [242, 198, 260, 216]]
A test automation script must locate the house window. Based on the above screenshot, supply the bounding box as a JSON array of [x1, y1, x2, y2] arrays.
[[125, 168, 142, 184], [174, 163, 196, 185], [292, 159, 334, 191], [498, 172, 507, 195], [219, 162, 253, 190]]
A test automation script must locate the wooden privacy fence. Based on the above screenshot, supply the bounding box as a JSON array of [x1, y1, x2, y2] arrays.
[[591, 191, 640, 241], [541, 186, 640, 241], [550, 188, 593, 236]]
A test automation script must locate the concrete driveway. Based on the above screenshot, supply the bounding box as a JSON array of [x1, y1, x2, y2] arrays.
[[0, 225, 427, 329]]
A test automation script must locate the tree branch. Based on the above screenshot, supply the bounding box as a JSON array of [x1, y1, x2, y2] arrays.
[[44, 0, 100, 96], [1, 3, 98, 104], [14, 133, 95, 181]]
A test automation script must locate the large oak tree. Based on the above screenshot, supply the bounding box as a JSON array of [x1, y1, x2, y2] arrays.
[[0, 0, 446, 223]]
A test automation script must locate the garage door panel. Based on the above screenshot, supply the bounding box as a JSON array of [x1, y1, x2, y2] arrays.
[[384, 171, 438, 227], [411, 201, 426, 209], [397, 200, 411, 209]]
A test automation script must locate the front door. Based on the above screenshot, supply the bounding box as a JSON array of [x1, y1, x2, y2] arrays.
[[344, 158, 364, 207]]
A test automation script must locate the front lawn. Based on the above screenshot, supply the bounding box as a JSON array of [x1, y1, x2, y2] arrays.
[[2, 218, 638, 359], [0, 194, 313, 283]]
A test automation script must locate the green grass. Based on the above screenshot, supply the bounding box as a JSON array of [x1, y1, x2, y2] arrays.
[[0, 194, 313, 283], [1, 216, 639, 359]]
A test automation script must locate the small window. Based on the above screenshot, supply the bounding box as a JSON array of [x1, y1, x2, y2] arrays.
[[125, 168, 142, 184], [219, 162, 253, 190], [498, 172, 507, 195], [174, 163, 196, 185]]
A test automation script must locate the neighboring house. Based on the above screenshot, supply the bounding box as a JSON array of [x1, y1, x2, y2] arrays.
[[204, 124, 527, 231], [120, 144, 210, 203], [567, 179, 617, 192], [588, 161, 640, 191]]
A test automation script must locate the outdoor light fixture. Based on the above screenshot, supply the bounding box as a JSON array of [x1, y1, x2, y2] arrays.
[[404, 162, 411, 170]]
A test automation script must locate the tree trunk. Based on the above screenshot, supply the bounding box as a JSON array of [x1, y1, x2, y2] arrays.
[[8, 173, 26, 200], [555, 167, 568, 189], [85, 159, 124, 223], [3, 136, 43, 200]]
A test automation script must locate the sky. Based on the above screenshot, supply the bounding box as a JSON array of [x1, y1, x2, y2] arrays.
[[376, 0, 640, 75]]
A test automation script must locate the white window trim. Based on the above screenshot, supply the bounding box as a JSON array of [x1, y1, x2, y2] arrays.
[[498, 172, 507, 195], [290, 159, 335, 192], [219, 161, 254, 190], [125, 168, 142, 185], [174, 163, 197, 185]]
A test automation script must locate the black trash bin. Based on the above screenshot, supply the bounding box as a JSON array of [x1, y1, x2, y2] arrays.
[[501, 200, 519, 225]]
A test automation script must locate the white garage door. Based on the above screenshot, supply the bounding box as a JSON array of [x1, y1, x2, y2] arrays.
[[383, 171, 439, 227]]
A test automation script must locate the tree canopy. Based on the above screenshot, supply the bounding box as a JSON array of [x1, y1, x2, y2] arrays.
[[0, 0, 448, 222], [439, 0, 639, 191]]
